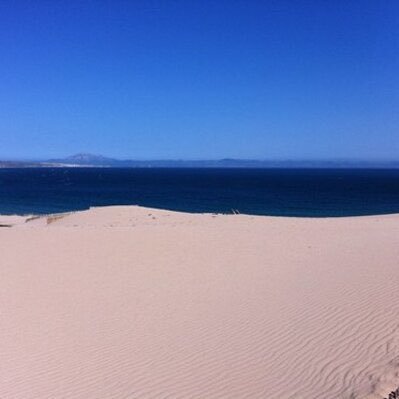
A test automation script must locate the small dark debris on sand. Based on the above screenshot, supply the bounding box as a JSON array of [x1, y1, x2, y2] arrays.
[[384, 387, 399, 399]]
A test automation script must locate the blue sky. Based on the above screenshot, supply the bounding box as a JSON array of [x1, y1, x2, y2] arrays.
[[0, 0, 398, 160]]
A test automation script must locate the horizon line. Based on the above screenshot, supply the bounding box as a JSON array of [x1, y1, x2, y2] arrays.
[[1, 154, 399, 164]]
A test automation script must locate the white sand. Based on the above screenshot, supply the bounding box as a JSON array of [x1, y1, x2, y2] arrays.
[[0, 206, 398, 398]]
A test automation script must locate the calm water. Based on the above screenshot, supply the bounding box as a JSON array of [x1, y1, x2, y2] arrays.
[[0, 168, 399, 217]]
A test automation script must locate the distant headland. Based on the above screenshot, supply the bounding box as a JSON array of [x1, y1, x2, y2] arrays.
[[1, 153, 399, 169]]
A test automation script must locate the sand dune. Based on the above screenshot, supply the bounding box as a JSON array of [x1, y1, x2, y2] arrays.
[[1, 206, 399, 398]]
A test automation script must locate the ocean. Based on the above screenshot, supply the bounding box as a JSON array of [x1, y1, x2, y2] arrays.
[[0, 167, 399, 217]]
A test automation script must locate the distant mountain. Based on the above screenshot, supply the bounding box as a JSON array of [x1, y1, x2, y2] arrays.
[[49, 153, 118, 166], [1, 154, 399, 169]]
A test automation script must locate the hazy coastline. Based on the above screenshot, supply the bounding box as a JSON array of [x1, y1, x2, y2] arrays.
[[1, 153, 399, 169]]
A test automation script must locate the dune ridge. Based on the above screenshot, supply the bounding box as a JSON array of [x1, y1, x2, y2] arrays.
[[0, 206, 398, 398]]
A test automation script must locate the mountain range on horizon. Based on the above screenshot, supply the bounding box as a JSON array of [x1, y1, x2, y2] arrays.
[[1, 153, 399, 169]]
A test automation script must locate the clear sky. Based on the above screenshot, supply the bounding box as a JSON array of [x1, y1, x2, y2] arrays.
[[0, 0, 398, 160]]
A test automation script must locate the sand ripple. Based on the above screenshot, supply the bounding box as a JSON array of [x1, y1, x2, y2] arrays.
[[0, 206, 398, 398]]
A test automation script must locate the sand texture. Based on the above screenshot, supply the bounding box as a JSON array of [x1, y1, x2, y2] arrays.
[[1, 206, 399, 398]]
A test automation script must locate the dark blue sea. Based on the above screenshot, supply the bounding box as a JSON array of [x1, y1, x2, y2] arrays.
[[0, 168, 399, 217]]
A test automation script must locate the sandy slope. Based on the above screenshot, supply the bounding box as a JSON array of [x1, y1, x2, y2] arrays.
[[0, 206, 399, 399]]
